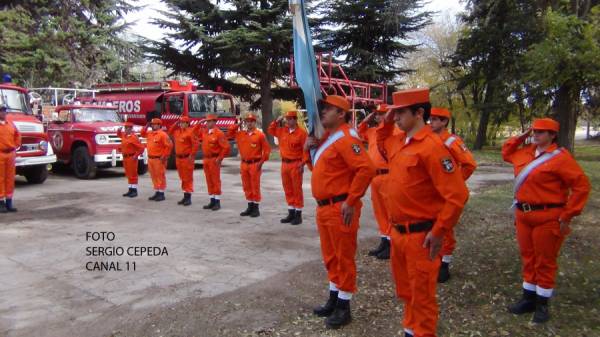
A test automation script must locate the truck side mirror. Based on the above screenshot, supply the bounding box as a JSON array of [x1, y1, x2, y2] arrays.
[[235, 104, 241, 116]]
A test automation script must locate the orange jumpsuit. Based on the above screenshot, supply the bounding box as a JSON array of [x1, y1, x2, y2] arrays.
[[308, 124, 376, 295], [141, 128, 173, 191], [168, 125, 199, 193], [378, 123, 468, 337], [197, 126, 230, 196], [0, 121, 21, 199], [227, 125, 271, 202], [358, 121, 400, 238], [267, 121, 308, 209], [437, 129, 477, 261], [502, 136, 590, 297], [117, 129, 145, 185]]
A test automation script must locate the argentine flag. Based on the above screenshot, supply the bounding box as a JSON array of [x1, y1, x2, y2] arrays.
[[290, 0, 324, 139]]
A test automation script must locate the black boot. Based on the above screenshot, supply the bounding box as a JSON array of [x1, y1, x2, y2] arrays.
[[325, 298, 352, 329], [181, 193, 191, 206], [532, 295, 550, 323], [0, 200, 7, 214], [250, 203, 260, 217], [240, 202, 253, 216], [291, 210, 302, 225], [148, 192, 159, 201], [369, 237, 387, 256], [280, 209, 295, 223], [376, 238, 390, 260], [123, 188, 133, 197], [438, 261, 450, 283], [128, 188, 138, 198], [404, 332, 414, 337], [5, 198, 17, 212], [203, 198, 216, 209], [313, 290, 338, 317], [211, 199, 221, 211], [508, 289, 537, 315], [154, 192, 165, 202]]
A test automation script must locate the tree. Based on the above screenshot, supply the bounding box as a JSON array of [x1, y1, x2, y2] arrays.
[[146, 0, 296, 142], [316, 0, 432, 85], [0, 1, 138, 87]]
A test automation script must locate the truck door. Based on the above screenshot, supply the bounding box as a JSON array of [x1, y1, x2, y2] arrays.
[[164, 93, 185, 117], [48, 109, 73, 157]]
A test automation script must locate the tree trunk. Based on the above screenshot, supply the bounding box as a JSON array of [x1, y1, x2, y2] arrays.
[[259, 72, 275, 145], [474, 83, 495, 150], [555, 82, 578, 152]]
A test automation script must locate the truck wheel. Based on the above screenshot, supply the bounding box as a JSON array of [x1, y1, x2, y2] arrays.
[[72, 146, 97, 179], [137, 161, 148, 175], [24, 165, 49, 184]]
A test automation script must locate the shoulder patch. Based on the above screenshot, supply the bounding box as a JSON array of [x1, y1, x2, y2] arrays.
[[441, 157, 455, 173], [352, 143, 361, 154]]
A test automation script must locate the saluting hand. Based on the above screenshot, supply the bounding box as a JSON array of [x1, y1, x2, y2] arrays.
[[383, 109, 395, 123], [341, 202, 354, 226], [305, 136, 318, 151], [423, 232, 442, 260]]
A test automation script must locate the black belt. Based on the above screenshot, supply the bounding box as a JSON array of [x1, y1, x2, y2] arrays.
[[316, 194, 348, 207], [204, 154, 218, 158], [149, 155, 162, 159], [394, 221, 434, 234], [243, 158, 261, 164], [515, 202, 565, 213], [177, 154, 192, 158], [282, 158, 301, 163], [376, 169, 389, 175]]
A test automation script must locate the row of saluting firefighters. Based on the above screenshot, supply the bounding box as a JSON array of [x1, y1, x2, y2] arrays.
[[0, 87, 592, 336]]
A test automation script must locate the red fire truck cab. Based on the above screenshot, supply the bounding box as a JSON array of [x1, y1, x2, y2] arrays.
[[47, 104, 148, 179], [0, 83, 56, 184]]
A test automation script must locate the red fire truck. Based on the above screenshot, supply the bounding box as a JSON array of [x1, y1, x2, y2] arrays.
[[47, 104, 148, 179], [81, 80, 240, 166], [0, 82, 56, 184]]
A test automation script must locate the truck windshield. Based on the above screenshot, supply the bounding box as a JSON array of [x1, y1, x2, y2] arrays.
[[72, 108, 121, 122], [188, 93, 234, 118], [0, 88, 30, 114]]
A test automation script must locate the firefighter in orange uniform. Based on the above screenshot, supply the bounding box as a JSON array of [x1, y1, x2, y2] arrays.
[[267, 110, 308, 225], [196, 114, 230, 210], [168, 116, 199, 206], [141, 118, 173, 202], [117, 122, 145, 198], [429, 107, 477, 282], [502, 118, 590, 323], [0, 106, 21, 213], [357, 103, 400, 260], [377, 88, 468, 337], [306, 95, 376, 329], [227, 114, 271, 217]]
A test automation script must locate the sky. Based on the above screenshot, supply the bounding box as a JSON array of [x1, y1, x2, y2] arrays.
[[126, 0, 465, 41]]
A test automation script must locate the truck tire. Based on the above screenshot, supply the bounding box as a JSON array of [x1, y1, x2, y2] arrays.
[[72, 146, 97, 179], [137, 161, 148, 175], [24, 165, 49, 184]]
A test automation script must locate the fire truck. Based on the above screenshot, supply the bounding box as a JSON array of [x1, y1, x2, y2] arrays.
[[82, 80, 240, 167], [0, 82, 56, 184], [47, 104, 148, 179]]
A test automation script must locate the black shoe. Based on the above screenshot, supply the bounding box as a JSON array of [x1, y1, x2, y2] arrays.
[[405, 332, 414, 337], [532, 295, 550, 323], [148, 192, 159, 201], [203, 198, 216, 209], [128, 188, 138, 198], [154, 192, 165, 202], [0, 200, 7, 214], [211, 199, 221, 211], [290, 210, 302, 225], [438, 261, 450, 283], [508, 289, 537, 315], [123, 188, 133, 197], [313, 290, 338, 317], [249, 203, 260, 217], [376, 238, 390, 260], [369, 237, 387, 256], [5, 198, 17, 212], [325, 298, 352, 329], [240, 202, 253, 216], [280, 209, 295, 223], [182, 193, 191, 206]]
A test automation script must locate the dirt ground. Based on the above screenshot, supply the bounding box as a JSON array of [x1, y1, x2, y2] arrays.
[[3, 156, 597, 337]]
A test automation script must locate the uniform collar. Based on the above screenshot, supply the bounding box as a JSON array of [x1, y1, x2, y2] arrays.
[[407, 124, 432, 143], [535, 143, 558, 156], [439, 128, 450, 139]]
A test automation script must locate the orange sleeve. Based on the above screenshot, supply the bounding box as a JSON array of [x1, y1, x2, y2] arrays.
[[335, 137, 376, 207], [167, 124, 178, 136], [502, 134, 528, 163], [217, 131, 231, 160], [556, 153, 591, 222], [140, 127, 148, 138], [191, 131, 200, 155], [162, 132, 173, 157], [424, 144, 469, 238], [357, 121, 369, 142], [14, 124, 21, 148], [260, 132, 271, 162], [267, 121, 280, 138], [133, 135, 145, 157], [448, 138, 477, 180], [226, 124, 239, 139]]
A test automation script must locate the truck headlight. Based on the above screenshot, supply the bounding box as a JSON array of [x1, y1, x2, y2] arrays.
[[95, 134, 109, 144], [39, 140, 48, 152]]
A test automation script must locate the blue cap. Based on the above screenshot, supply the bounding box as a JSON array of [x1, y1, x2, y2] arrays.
[[2, 74, 12, 83]]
